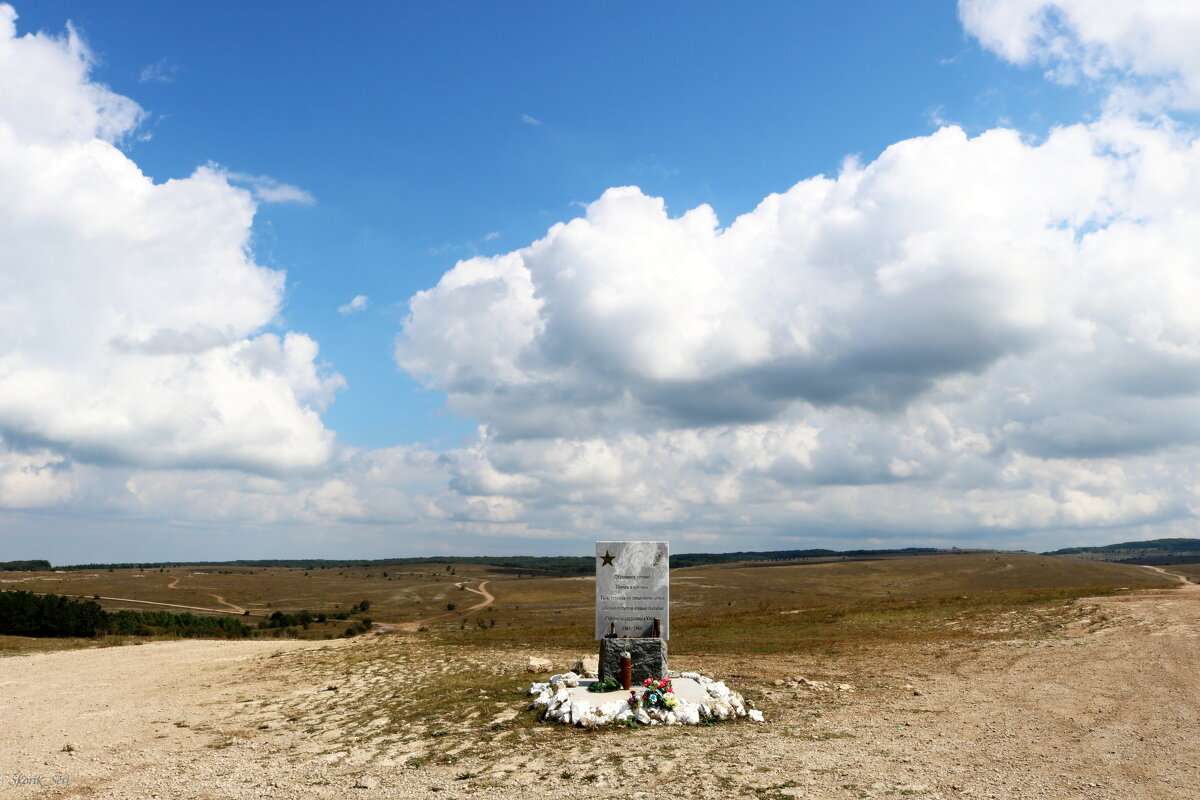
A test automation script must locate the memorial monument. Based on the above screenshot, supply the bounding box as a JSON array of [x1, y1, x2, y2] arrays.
[[526, 539, 763, 726], [595, 540, 669, 685]]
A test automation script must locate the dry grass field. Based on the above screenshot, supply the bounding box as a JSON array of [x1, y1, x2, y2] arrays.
[[428, 553, 1174, 653], [1165, 561, 1200, 581], [0, 562, 504, 643], [1, 555, 1196, 799], [1, 552, 1177, 659]]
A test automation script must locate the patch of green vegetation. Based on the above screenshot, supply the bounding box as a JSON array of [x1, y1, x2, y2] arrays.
[[1047, 538, 1200, 555], [0, 560, 52, 571], [756, 780, 802, 800], [0, 590, 253, 639]]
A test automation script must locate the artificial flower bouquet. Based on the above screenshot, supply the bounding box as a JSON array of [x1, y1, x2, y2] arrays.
[[628, 676, 679, 710]]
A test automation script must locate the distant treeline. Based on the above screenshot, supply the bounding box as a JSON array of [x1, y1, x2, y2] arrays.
[[1045, 538, 1200, 555], [669, 547, 947, 569], [55, 547, 971, 576], [57, 556, 598, 575], [0, 559, 52, 571], [1115, 554, 1200, 566], [0, 590, 252, 639]]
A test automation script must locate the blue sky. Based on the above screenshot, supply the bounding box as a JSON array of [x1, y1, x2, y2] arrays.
[[5, 1, 1200, 561]]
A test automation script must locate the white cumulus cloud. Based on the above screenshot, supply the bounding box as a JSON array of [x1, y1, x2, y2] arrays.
[[0, 4, 342, 480], [338, 294, 369, 314], [12, 1, 1200, 556], [395, 111, 1200, 545], [959, 0, 1200, 110]]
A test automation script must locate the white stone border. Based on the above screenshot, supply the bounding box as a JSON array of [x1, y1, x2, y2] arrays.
[[529, 671, 764, 727]]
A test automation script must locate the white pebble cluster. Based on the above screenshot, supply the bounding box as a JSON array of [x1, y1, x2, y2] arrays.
[[529, 671, 764, 727]]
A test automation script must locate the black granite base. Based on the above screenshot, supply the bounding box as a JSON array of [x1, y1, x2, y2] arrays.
[[598, 637, 668, 686]]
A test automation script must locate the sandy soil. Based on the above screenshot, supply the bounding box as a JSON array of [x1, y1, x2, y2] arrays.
[[2, 576, 1198, 800]]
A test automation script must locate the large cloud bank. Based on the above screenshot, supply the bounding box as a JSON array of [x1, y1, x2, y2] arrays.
[[395, 117, 1200, 542], [8, 1, 1200, 555], [0, 4, 341, 508], [389, 2, 1200, 547]]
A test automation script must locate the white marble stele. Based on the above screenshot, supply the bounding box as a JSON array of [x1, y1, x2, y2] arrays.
[[595, 540, 669, 639]]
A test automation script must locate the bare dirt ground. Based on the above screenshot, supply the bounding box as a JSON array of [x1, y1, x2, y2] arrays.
[[3, 576, 1198, 800]]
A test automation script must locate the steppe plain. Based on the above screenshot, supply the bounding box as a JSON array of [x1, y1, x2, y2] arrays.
[[2, 554, 1197, 799]]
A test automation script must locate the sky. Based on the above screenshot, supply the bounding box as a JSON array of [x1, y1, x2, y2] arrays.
[[3, 1, 1200, 562]]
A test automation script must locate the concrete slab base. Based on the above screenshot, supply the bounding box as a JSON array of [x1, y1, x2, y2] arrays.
[[565, 676, 709, 704]]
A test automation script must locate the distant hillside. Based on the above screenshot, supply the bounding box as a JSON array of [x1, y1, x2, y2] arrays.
[[1, 560, 51, 571], [56, 556, 597, 576], [1045, 538, 1200, 564], [54, 547, 985, 576], [668, 547, 952, 569]]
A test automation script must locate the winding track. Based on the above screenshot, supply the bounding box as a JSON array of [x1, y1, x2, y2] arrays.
[[164, 574, 249, 613], [42, 593, 248, 616], [373, 580, 494, 633], [1138, 564, 1198, 589], [38, 575, 254, 617]]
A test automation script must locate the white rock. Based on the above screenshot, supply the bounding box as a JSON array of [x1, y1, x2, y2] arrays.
[[572, 655, 599, 676], [551, 671, 580, 688], [531, 689, 553, 709], [528, 682, 549, 696], [680, 705, 701, 725], [665, 711, 677, 725], [568, 700, 591, 725], [634, 708, 651, 725], [527, 657, 552, 673], [706, 681, 731, 699], [548, 688, 570, 711], [598, 701, 625, 719], [748, 710, 765, 723]]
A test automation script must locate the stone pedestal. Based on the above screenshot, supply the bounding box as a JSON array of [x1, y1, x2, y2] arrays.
[[598, 637, 668, 685]]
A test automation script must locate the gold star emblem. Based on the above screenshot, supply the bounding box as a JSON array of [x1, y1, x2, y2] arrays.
[[599, 549, 615, 567]]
